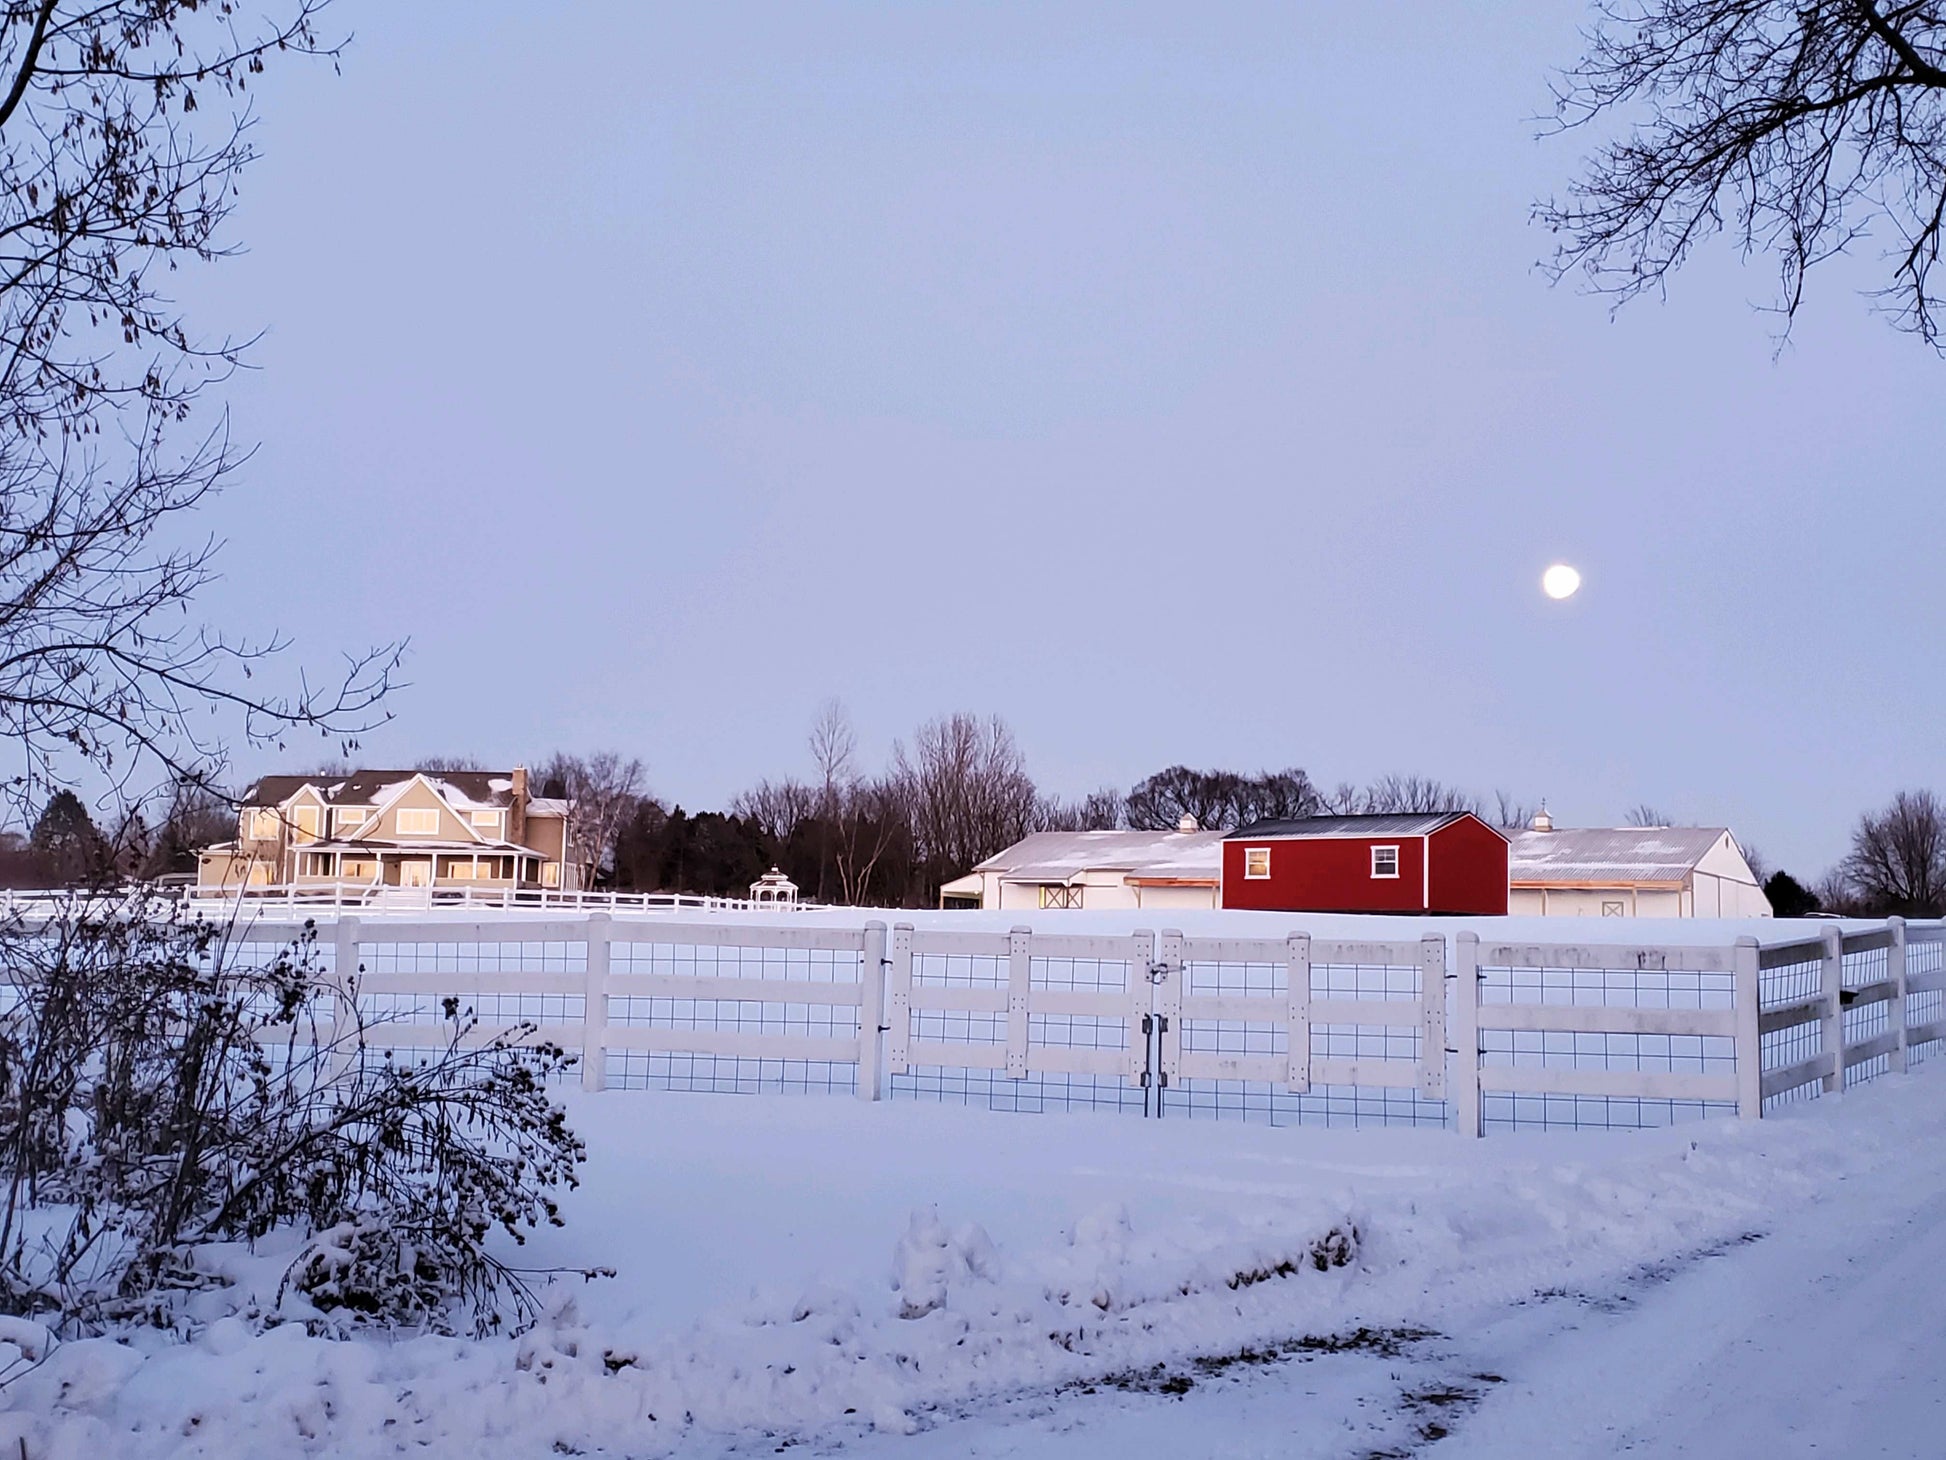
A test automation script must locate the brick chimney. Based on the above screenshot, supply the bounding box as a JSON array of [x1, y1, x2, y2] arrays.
[[509, 765, 528, 845]]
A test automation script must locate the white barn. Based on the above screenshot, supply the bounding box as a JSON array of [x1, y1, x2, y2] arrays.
[[939, 825, 1224, 911], [1507, 823, 1771, 918]]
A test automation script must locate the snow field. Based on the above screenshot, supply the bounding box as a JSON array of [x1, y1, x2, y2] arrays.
[[0, 1065, 1938, 1458]]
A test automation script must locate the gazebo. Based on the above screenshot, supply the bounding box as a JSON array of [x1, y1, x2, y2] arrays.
[[748, 867, 799, 908]]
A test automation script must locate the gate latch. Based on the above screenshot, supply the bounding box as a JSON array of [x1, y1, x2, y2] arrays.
[[1146, 960, 1174, 986]]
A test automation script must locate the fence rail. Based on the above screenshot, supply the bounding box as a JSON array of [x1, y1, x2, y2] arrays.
[[2, 884, 808, 918], [53, 911, 1946, 1134]]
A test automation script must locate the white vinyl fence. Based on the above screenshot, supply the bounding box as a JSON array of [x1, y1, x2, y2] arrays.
[[187, 914, 1944, 1135]]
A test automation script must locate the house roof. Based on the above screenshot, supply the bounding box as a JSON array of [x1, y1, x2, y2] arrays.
[[243, 770, 535, 811], [973, 829, 1225, 884], [1229, 812, 1475, 840], [1507, 827, 1736, 887]]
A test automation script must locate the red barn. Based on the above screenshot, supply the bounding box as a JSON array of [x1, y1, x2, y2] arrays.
[[1221, 813, 1508, 915]]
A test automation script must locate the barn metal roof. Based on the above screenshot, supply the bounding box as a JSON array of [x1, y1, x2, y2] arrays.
[[973, 829, 1225, 883], [1506, 827, 1734, 887], [1228, 813, 1473, 840]]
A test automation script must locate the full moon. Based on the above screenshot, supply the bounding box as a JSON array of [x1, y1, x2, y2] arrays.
[[1541, 563, 1582, 600]]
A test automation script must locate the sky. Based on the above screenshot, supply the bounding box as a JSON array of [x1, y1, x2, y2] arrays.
[[172, 2, 1944, 877]]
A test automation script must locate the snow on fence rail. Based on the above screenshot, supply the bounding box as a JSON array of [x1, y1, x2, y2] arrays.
[[58, 912, 1946, 1135]]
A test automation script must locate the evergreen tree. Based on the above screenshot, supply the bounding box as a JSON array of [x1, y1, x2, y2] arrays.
[[29, 791, 107, 884], [1764, 871, 1821, 920]]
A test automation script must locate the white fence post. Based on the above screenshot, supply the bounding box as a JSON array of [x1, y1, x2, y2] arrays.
[[1889, 916, 1909, 1074], [1125, 931, 1155, 1083], [1453, 931, 1482, 1137], [333, 915, 361, 993], [1155, 929, 1184, 1092], [1284, 932, 1312, 1094], [1821, 925, 1846, 1094], [886, 923, 914, 1077], [582, 912, 610, 1092], [858, 921, 887, 1101], [1418, 934, 1447, 1100], [1006, 925, 1032, 1079], [1733, 936, 1762, 1120]]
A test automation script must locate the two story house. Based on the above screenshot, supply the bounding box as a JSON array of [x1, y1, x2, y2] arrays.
[[195, 767, 586, 894]]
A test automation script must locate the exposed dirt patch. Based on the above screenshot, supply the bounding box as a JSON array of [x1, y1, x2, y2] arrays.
[[1074, 1324, 1441, 1400]]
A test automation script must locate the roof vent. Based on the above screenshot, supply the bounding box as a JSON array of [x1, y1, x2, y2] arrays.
[[1177, 813, 1199, 834], [1529, 804, 1553, 833]]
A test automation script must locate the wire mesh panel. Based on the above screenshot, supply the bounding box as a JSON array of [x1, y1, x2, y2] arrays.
[[1755, 937, 1832, 1111], [601, 924, 870, 1097], [1908, 928, 1946, 1067], [1842, 939, 1890, 990], [1471, 942, 1742, 1132], [888, 928, 1146, 1114], [1170, 936, 1448, 1128]]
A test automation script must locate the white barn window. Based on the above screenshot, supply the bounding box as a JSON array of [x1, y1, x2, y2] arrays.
[[1371, 845, 1400, 879], [1244, 847, 1271, 879]]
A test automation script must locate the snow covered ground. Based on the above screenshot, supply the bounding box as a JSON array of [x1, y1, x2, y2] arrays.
[[3, 1061, 1943, 1458]]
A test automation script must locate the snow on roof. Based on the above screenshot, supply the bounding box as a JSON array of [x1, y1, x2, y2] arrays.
[[524, 797, 570, 817], [1507, 827, 1735, 887], [1229, 813, 1474, 840], [974, 829, 1225, 883]]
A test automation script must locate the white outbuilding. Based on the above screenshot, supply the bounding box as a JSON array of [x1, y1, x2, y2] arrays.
[[1507, 820, 1771, 918], [939, 820, 1224, 911]]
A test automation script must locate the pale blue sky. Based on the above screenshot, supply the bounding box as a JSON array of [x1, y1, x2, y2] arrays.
[[185, 2, 1943, 878]]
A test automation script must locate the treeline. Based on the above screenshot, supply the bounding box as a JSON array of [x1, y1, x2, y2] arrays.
[[14, 712, 1945, 918], [0, 786, 231, 888], [532, 706, 1537, 907]]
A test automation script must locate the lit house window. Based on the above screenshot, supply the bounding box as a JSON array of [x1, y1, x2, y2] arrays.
[[335, 807, 369, 834], [396, 807, 440, 836], [469, 809, 502, 832], [1244, 847, 1271, 879], [247, 808, 281, 839], [1371, 845, 1400, 879], [291, 805, 320, 843], [1039, 885, 1082, 909]]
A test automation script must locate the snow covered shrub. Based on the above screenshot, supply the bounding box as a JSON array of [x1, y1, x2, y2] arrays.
[[0, 896, 586, 1336]]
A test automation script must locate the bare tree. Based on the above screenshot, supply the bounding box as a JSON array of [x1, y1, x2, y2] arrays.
[[829, 777, 909, 907], [417, 755, 488, 773], [534, 752, 646, 887], [1625, 804, 1675, 828], [1124, 766, 1320, 831], [1035, 787, 1125, 832], [808, 700, 858, 809], [1741, 841, 1771, 886], [1543, 4, 1946, 346], [1842, 789, 1946, 916], [1360, 774, 1483, 816], [1322, 781, 1365, 816], [891, 713, 1037, 892], [730, 777, 818, 846], [1494, 790, 1540, 829], [1814, 866, 1870, 917], [0, 2, 399, 811]]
